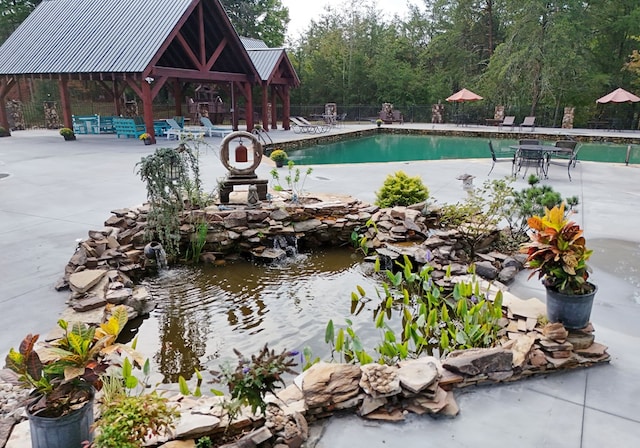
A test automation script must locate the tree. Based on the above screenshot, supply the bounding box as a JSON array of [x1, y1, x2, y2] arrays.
[[0, 0, 41, 44], [221, 0, 289, 47]]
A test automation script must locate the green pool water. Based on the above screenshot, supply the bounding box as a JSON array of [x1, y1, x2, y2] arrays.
[[288, 134, 639, 165]]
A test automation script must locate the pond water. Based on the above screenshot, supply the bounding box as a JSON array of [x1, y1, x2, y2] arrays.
[[134, 248, 382, 382], [288, 134, 639, 165]]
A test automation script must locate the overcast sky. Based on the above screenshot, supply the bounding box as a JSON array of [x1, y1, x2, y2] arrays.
[[280, 0, 424, 38]]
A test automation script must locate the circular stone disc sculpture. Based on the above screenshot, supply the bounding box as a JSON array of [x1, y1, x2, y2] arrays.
[[218, 131, 268, 203], [220, 131, 263, 176]]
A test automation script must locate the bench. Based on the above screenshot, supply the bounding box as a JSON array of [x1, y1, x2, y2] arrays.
[[72, 114, 99, 134], [99, 116, 115, 134], [112, 117, 146, 138]]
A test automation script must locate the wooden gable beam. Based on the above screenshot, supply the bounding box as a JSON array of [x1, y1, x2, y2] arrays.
[[176, 32, 203, 70], [204, 38, 228, 71]]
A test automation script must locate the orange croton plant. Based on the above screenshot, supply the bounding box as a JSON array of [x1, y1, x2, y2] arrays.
[[521, 203, 594, 295]]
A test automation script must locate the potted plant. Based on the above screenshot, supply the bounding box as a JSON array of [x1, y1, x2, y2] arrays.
[[59, 127, 76, 141], [269, 149, 287, 168], [139, 133, 152, 145], [521, 203, 596, 329], [0, 126, 10, 137], [2, 305, 134, 448], [376, 118, 383, 128]]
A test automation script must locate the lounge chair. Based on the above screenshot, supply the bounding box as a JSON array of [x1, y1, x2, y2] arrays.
[[297, 116, 330, 133], [290, 117, 320, 134], [165, 118, 184, 140], [200, 117, 232, 137], [519, 116, 536, 131], [498, 116, 515, 130], [488, 140, 516, 176]]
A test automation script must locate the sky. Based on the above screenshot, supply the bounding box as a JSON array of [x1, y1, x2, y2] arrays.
[[281, 0, 425, 38]]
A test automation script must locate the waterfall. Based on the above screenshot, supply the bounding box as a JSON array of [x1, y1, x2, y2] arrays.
[[144, 241, 168, 270], [273, 234, 298, 257]]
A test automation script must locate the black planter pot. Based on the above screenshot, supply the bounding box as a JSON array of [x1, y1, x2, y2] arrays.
[[63, 135, 76, 141], [275, 160, 284, 168], [27, 393, 94, 448], [546, 284, 597, 329]]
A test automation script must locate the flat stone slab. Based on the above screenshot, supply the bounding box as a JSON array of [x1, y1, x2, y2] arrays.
[[68, 269, 107, 293]]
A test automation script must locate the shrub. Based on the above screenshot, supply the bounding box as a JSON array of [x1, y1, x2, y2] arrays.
[[59, 127, 74, 137], [269, 149, 287, 163], [375, 171, 429, 208]]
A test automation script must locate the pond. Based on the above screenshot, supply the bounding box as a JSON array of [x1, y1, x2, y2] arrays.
[[133, 248, 383, 382], [287, 134, 639, 165]]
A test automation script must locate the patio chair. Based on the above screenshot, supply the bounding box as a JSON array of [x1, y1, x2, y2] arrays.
[[290, 116, 320, 134], [519, 139, 540, 146], [515, 147, 548, 179], [549, 140, 580, 181], [165, 118, 184, 140], [519, 116, 536, 131], [498, 115, 515, 130], [488, 140, 516, 176], [200, 117, 232, 137], [297, 116, 330, 133]]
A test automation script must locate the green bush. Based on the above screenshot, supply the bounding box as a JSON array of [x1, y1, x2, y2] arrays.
[[375, 171, 429, 208]]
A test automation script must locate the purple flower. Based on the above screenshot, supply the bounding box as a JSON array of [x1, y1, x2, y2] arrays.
[[242, 367, 250, 374]]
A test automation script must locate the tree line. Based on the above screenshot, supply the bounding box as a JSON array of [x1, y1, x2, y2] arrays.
[[2, 0, 640, 125]]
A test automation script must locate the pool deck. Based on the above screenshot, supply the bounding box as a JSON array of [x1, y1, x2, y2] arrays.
[[1, 125, 639, 447]]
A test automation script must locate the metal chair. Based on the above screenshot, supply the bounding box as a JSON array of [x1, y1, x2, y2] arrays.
[[488, 140, 516, 176], [515, 147, 549, 179], [549, 140, 579, 181]]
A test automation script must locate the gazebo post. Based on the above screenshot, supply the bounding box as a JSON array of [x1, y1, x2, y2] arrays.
[[282, 86, 291, 130], [261, 85, 269, 130], [270, 86, 278, 130], [242, 82, 254, 131], [173, 79, 183, 117], [0, 78, 16, 132], [58, 78, 73, 129], [141, 80, 155, 143], [112, 80, 121, 116], [231, 82, 238, 131]]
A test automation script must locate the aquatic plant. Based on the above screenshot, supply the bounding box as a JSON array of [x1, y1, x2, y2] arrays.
[[210, 344, 298, 415], [326, 256, 504, 365]]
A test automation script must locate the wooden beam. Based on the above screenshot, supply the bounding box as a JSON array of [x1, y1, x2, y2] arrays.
[[283, 86, 291, 130], [153, 67, 250, 82], [176, 32, 203, 70], [141, 81, 156, 143], [198, 1, 206, 64], [204, 38, 227, 71], [173, 80, 183, 116], [0, 78, 16, 132], [261, 85, 269, 130], [125, 79, 143, 99], [270, 86, 278, 130], [58, 78, 73, 129]]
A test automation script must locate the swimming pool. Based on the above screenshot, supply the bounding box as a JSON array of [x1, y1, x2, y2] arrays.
[[288, 134, 639, 165]]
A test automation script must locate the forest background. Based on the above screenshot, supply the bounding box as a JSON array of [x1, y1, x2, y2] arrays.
[[2, 0, 640, 127]]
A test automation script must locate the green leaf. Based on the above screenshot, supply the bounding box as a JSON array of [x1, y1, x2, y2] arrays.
[[122, 357, 133, 379], [325, 320, 335, 344], [179, 376, 190, 395], [211, 389, 224, 396], [357, 285, 366, 297], [336, 329, 345, 352]]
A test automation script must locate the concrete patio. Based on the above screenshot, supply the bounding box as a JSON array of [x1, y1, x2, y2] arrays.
[[0, 124, 639, 447]]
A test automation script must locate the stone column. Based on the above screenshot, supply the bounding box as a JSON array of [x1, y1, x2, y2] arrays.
[[7, 100, 25, 130], [44, 101, 60, 129]]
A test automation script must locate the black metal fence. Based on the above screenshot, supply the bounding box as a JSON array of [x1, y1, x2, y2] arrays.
[[8, 101, 640, 130]]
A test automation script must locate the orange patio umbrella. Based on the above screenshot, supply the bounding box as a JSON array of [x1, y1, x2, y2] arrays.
[[446, 88, 484, 102], [596, 88, 640, 104]]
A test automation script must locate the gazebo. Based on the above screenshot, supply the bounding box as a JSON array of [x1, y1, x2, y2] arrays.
[[0, 0, 299, 142]]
